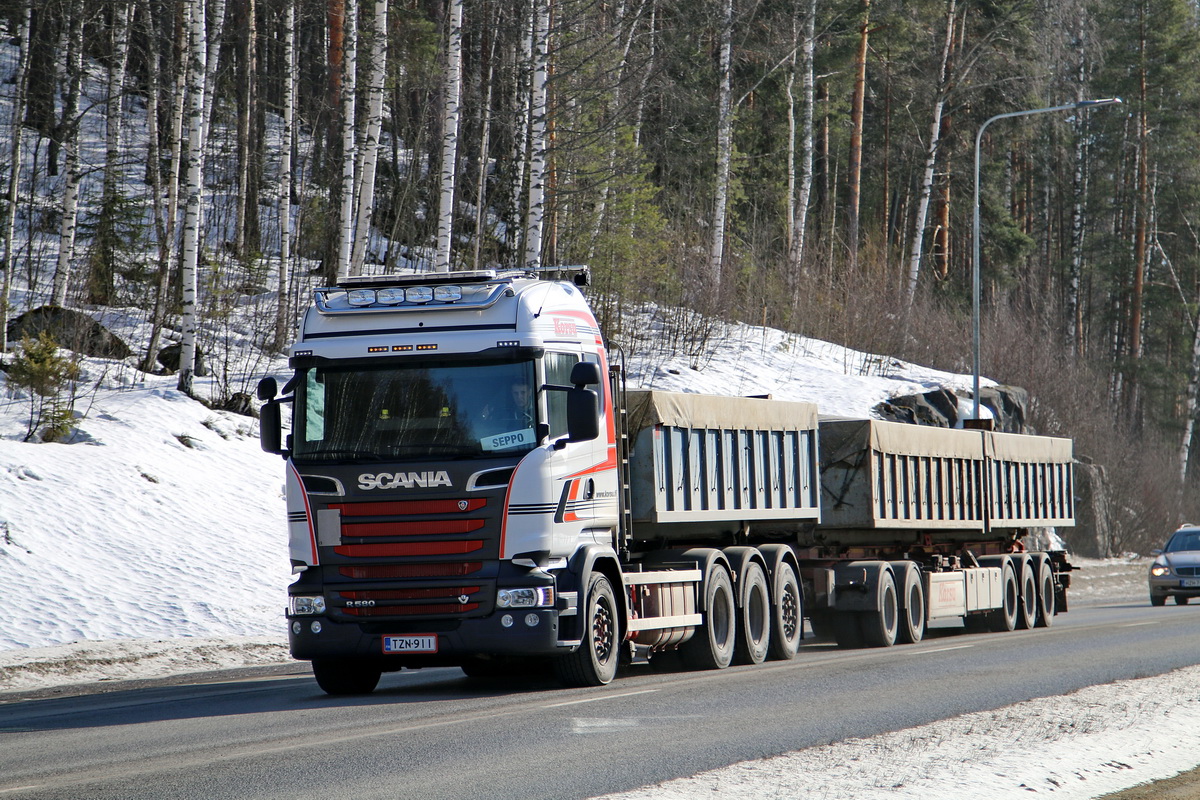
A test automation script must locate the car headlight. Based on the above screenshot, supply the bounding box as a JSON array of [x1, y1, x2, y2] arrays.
[[496, 586, 555, 608], [1150, 564, 1171, 577], [290, 595, 327, 615]]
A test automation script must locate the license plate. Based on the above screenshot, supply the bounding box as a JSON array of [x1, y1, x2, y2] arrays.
[[382, 635, 437, 654], [1182, 579, 1200, 588]]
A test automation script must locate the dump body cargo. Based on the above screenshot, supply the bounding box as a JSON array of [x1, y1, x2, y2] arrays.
[[259, 269, 1078, 694], [625, 390, 821, 539]]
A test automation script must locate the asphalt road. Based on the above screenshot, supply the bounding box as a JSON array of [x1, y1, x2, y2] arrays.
[[2, 601, 1198, 800]]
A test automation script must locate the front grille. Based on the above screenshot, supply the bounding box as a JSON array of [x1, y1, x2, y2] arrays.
[[338, 562, 483, 579], [319, 494, 499, 619], [1176, 566, 1200, 577]]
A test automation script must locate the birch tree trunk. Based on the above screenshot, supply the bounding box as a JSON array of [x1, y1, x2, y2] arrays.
[[472, 14, 497, 270], [0, 0, 31, 353], [234, 0, 258, 258], [708, 0, 734, 290], [337, 0, 358, 277], [350, 0, 387, 273], [523, 0, 550, 271], [435, 0, 464, 272], [786, 0, 816, 287], [1178, 316, 1200, 483], [904, 0, 956, 304], [145, 0, 192, 371], [178, 0, 209, 395], [274, 0, 297, 350], [52, 0, 84, 308]]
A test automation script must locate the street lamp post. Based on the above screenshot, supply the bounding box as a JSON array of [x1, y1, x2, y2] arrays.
[[970, 97, 1122, 423]]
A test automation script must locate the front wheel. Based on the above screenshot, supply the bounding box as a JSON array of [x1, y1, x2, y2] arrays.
[[1175, 595, 1190, 606], [312, 657, 383, 695], [555, 573, 620, 687], [1150, 593, 1167, 607]]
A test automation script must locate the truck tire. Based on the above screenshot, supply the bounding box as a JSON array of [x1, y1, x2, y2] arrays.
[[896, 565, 926, 644], [311, 657, 382, 695], [1034, 558, 1056, 627], [859, 569, 899, 648], [681, 563, 736, 670], [987, 561, 1019, 632], [734, 561, 771, 665], [555, 572, 620, 687], [768, 560, 802, 661], [1015, 558, 1038, 630]]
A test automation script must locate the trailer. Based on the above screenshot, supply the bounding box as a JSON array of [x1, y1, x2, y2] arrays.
[[259, 268, 1075, 694]]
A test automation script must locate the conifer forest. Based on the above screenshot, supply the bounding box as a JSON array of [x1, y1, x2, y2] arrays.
[[2, 0, 1200, 550]]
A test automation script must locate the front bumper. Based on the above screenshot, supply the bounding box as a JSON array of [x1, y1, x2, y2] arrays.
[[287, 607, 570, 665], [1148, 575, 1200, 598]]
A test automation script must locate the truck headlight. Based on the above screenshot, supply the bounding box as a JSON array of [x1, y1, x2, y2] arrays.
[[496, 587, 555, 608], [290, 595, 327, 615]]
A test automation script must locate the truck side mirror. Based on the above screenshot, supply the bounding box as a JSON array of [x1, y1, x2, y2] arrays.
[[565, 387, 600, 443], [259, 400, 288, 456], [257, 376, 278, 401], [570, 361, 602, 388]]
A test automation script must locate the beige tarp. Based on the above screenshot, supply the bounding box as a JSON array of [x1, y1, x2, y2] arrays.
[[820, 418, 984, 462], [985, 430, 1073, 464], [626, 390, 819, 434]]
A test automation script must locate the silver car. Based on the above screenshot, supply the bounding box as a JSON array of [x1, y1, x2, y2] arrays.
[[1149, 526, 1200, 606]]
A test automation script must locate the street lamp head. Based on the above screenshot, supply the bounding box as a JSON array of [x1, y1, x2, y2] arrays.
[[1076, 97, 1123, 108]]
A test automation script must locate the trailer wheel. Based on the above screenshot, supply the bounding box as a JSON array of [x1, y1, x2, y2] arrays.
[[860, 569, 899, 648], [897, 568, 925, 644], [681, 563, 736, 670], [734, 561, 771, 665], [768, 560, 802, 661], [1016, 559, 1038, 630], [311, 658, 382, 695], [555, 572, 620, 687], [987, 562, 1019, 632], [1034, 559, 1056, 627]]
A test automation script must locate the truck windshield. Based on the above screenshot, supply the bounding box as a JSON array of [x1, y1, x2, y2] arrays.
[[293, 358, 539, 461]]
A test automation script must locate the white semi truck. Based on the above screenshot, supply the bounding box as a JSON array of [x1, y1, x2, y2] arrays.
[[258, 268, 1075, 694]]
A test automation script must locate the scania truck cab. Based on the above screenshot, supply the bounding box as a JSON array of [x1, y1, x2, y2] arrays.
[[259, 268, 624, 693]]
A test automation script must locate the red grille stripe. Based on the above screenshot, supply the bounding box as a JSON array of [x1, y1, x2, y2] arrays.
[[338, 562, 482, 579], [343, 603, 480, 616], [334, 541, 485, 557], [331, 499, 486, 516], [342, 519, 485, 537]]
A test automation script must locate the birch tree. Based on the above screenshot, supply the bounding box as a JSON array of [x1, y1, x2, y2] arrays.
[[434, 0, 464, 272], [178, 0, 209, 395], [904, 0, 957, 303], [351, 0, 388, 274], [275, 0, 297, 351], [51, 0, 85, 308], [0, 0, 31, 353], [707, 0, 734, 290], [145, 0, 193, 372], [523, 0, 551, 271], [786, 0, 816, 287], [337, 0, 359, 277]]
